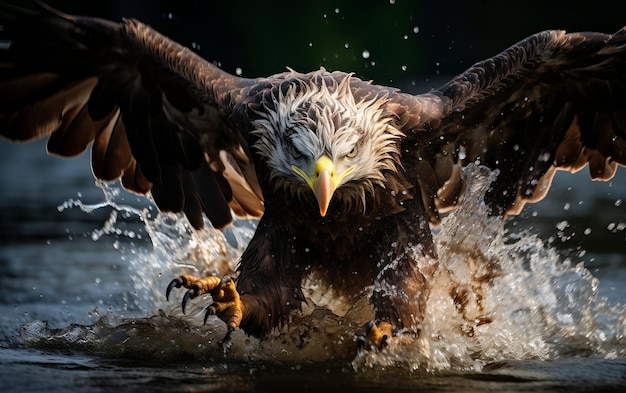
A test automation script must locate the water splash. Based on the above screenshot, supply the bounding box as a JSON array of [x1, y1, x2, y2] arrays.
[[54, 180, 251, 316], [57, 180, 148, 241], [16, 166, 626, 371], [353, 164, 626, 372]]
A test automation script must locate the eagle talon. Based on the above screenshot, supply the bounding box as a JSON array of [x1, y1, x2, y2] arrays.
[[165, 274, 244, 343], [203, 304, 217, 324], [181, 288, 198, 314], [165, 277, 184, 301], [356, 335, 367, 352], [379, 334, 389, 350], [221, 325, 235, 345], [356, 320, 394, 351]]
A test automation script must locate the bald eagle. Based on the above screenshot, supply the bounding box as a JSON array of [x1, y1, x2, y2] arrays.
[[1, 3, 625, 346]]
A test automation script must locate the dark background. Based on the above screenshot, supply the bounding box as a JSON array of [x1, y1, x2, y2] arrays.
[[3, 0, 626, 92]]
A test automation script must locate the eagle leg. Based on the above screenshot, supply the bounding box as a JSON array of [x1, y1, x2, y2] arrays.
[[166, 274, 244, 341], [363, 194, 438, 350]]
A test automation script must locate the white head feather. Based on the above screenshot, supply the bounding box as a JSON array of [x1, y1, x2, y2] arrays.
[[251, 69, 404, 212]]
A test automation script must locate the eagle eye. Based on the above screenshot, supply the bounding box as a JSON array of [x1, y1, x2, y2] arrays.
[[346, 146, 358, 158], [289, 143, 302, 159]]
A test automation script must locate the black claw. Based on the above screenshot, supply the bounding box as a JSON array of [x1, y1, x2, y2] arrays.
[[221, 325, 235, 345], [203, 304, 216, 325], [356, 335, 366, 352], [380, 334, 389, 350], [181, 288, 196, 314], [365, 320, 375, 334], [165, 277, 183, 301]]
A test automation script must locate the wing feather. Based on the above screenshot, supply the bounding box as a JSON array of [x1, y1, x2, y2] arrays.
[[0, 2, 263, 229], [397, 28, 626, 222], [91, 110, 134, 181]]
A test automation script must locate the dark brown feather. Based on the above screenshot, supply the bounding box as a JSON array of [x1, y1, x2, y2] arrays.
[[91, 110, 133, 181], [392, 29, 626, 219], [0, 2, 263, 229]]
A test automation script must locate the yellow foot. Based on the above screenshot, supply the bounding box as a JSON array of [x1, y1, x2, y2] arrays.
[[356, 321, 393, 351], [166, 274, 243, 344]]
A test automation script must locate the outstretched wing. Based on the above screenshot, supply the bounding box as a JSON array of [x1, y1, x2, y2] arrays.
[[396, 27, 626, 223], [0, 2, 264, 229]]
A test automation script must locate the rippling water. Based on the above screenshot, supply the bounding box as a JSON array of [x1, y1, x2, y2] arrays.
[[1, 139, 626, 392]]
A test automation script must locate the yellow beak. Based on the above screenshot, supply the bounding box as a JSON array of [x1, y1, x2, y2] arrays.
[[312, 156, 335, 217], [291, 155, 354, 217]]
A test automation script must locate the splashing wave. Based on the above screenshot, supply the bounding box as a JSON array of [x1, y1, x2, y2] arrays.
[[15, 164, 626, 372]]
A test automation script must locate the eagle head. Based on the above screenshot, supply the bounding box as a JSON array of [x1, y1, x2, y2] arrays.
[[251, 69, 404, 216]]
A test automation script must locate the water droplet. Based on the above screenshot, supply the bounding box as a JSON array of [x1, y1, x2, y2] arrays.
[[362, 50, 370, 59], [556, 220, 569, 231], [235, 67, 243, 76], [540, 152, 551, 162], [413, 26, 420, 34], [615, 199, 623, 207], [344, 42, 349, 49]]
